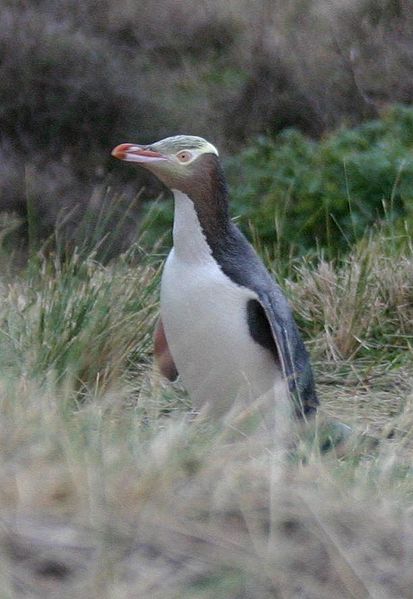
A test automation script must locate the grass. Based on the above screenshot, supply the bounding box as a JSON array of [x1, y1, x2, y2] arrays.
[[288, 229, 413, 362], [0, 219, 411, 597]]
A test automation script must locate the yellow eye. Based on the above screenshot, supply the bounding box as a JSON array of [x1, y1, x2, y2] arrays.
[[176, 150, 192, 163]]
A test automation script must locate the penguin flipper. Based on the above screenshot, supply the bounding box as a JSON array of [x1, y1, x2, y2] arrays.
[[154, 318, 179, 381], [256, 291, 319, 418]]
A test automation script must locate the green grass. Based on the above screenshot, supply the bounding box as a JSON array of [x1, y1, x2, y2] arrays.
[[0, 219, 411, 597]]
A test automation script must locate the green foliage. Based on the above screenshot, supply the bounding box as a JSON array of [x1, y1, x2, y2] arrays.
[[5, 0, 413, 255], [226, 106, 413, 258]]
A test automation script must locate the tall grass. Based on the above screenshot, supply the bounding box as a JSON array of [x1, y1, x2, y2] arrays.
[[0, 244, 161, 391], [0, 221, 411, 596], [288, 229, 413, 362]]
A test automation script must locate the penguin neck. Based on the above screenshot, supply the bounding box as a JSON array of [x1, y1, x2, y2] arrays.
[[171, 186, 231, 262]]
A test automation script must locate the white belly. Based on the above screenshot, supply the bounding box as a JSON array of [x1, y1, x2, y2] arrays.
[[161, 248, 282, 414], [161, 189, 284, 416]]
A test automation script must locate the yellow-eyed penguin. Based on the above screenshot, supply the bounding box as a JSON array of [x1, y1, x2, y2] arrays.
[[112, 136, 318, 418]]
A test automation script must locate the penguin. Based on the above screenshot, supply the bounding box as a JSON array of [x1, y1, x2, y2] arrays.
[[112, 135, 318, 418]]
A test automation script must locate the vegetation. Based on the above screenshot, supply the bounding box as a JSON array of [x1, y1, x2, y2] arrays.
[[227, 106, 413, 257], [144, 105, 413, 259], [0, 220, 411, 595], [1, 0, 413, 594], [2, 0, 413, 251]]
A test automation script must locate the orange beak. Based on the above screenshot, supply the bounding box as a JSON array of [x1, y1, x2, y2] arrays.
[[111, 143, 166, 163]]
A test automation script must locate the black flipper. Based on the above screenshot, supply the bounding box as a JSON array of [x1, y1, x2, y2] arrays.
[[256, 290, 318, 418]]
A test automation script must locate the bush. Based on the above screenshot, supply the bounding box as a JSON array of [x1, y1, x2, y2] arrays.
[[225, 105, 413, 259], [2, 0, 413, 255]]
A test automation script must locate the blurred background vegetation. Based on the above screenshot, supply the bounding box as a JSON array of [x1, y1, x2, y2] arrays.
[[2, 0, 413, 259]]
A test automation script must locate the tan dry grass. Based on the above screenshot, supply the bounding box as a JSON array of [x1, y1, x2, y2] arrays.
[[0, 233, 411, 596], [0, 373, 411, 598], [288, 235, 413, 361]]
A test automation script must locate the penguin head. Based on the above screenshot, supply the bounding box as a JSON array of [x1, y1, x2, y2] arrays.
[[111, 135, 221, 193]]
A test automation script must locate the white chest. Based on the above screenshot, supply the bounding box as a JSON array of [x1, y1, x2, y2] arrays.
[[160, 191, 282, 413]]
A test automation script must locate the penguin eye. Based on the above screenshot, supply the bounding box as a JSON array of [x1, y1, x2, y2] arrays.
[[176, 150, 192, 163]]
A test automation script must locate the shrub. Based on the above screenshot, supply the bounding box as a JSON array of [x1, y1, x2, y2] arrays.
[[2, 0, 413, 255], [225, 105, 413, 258]]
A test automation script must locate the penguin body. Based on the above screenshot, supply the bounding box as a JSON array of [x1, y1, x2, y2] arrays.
[[112, 136, 318, 417], [161, 190, 281, 413]]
